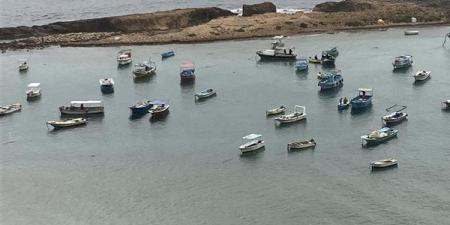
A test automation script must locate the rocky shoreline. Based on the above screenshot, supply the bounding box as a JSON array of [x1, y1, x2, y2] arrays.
[[1, 0, 449, 52]]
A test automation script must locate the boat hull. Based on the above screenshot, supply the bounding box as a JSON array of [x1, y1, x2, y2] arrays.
[[240, 142, 265, 153], [100, 85, 114, 94], [275, 116, 306, 124], [59, 106, 104, 115], [0, 104, 22, 116], [195, 92, 216, 100], [47, 118, 87, 129], [287, 141, 316, 151], [362, 132, 398, 146], [161, 51, 175, 58], [256, 51, 297, 61]]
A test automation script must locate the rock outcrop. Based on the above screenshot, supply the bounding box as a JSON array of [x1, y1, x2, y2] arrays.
[[313, 0, 374, 12], [0, 7, 235, 40], [242, 2, 276, 17]]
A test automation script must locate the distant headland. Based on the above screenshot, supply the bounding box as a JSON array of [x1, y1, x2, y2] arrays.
[[1, 0, 449, 51]]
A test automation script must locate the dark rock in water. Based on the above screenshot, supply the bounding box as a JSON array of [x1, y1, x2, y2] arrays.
[[313, 0, 374, 12], [0, 7, 235, 40], [242, 2, 276, 17]]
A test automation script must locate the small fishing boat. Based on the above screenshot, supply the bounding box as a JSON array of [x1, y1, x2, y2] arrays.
[[321, 53, 335, 66], [442, 100, 450, 109], [180, 62, 195, 81], [337, 97, 350, 110], [393, 55, 413, 70], [47, 117, 87, 129], [413, 70, 431, 81], [322, 47, 339, 57], [371, 158, 398, 169], [382, 105, 407, 126], [129, 100, 153, 115], [18, 59, 28, 71], [161, 50, 175, 59], [275, 105, 306, 124], [295, 58, 308, 71], [239, 134, 265, 153], [266, 105, 286, 116], [350, 88, 373, 111], [271, 36, 285, 49], [26, 83, 41, 99], [117, 49, 132, 66], [443, 32, 450, 46], [308, 57, 321, 64], [404, 30, 419, 35], [99, 78, 114, 93], [256, 48, 297, 60], [287, 139, 316, 151], [149, 100, 169, 119], [318, 71, 343, 90], [0, 103, 22, 116], [59, 100, 104, 115], [133, 61, 156, 79], [361, 127, 398, 146], [195, 88, 216, 100]]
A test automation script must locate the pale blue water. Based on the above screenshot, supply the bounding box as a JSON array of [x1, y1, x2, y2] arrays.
[[1, 26, 450, 225], [0, 0, 325, 27]]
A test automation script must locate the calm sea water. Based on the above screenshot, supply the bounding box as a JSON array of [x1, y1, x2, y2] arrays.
[[0, 0, 325, 27], [1, 26, 450, 225]]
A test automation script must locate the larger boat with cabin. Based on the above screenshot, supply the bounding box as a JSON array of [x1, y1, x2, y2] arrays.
[[413, 70, 431, 81], [59, 100, 104, 115], [295, 58, 308, 71], [133, 61, 156, 79], [256, 38, 297, 61], [275, 105, 306, 124], [361, 127, 398, 146], [0, 103, 21, 116], [318, 71, 343, 90], [393, 55, 413, 70], [117, 49, 132, 66], [239, 134, 265, 153], [26, 83, 41, 99], [180, 62, 195, 81], [350, 88, 373, 111], [322, 47, 339, 58], [99, 78, 114, 93]]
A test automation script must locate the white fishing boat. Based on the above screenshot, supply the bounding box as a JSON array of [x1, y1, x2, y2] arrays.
[[442, 100, 450, 109], [404, 30, 419, 35], [275, 105, 306, 124], [239, 134, 265, 153], [26, 83, 41, 99], [47, 117, 87, 129], [287, 139, 316, 151], [18, 59, 28, 71], [382, 105, 408, 126], [117, 49, 132, 66], [99, 78, 114, 93], [393, 55, 413, 70], [195, 88, 216, 100], [59, 100, 104, 115], [370, 158, 398, 169], [266, 105, 286, 116], [413, 70, 431, 81], [133, 61, 156, 79], [0, 103, 22, 116]]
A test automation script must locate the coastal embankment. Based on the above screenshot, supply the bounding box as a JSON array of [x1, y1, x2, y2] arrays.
[[0, 0, 449, 51]]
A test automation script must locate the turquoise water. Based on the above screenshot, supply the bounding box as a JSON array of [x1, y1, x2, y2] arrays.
[[1, 26, 450, 225]]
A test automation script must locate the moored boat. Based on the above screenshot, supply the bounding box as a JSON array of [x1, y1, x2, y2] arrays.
[[337, 97, 350, 110], [266, 105, 286, 116], [442, 100, 450, 109], [404, 30, 419, 35], [295, 58, 308, 71], [149, 100, 169, 119], [59, 100, 104, 115], [350, 88, 373, 111], [287, 139, 316, 151], [382, 105, 407, 126], [129, 100, 153, 115], [413, 70, 431, 81], [161, 50, 175, 59], [195, 88, 216, 100], [371, 158, 398, 169], [322, 47, 339, 57], [361, 127, 398, 146], [18, 59, 28, 71], [318, 71, 343, 90], [308, 56, 321, 64], [117, 49, 132, 66], [321, 53, 335, 66], [239, 134, 265, 153], [47, 117, 87, 129], [133, 61, 156, 79], [256, 48, 297, 61], [180, 62, 195, 81], [393, 55, 413, 70], [0, 103, 22, 116], [275, 105, 306, 124], [99, 78, 114, 93], [26, 83, 41, 99]]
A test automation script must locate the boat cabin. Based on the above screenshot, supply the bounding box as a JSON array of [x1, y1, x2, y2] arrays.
[[27, 82, 40, 90], [357, 88, 373, 98], [69, 100, 103, 108]]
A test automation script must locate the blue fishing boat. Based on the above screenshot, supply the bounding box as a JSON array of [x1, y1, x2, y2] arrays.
[[295, 58, 308, 71], [129, 100, 153, 115], [318, 70, 343, 90], [350, 88, 373, 110], [161, 50, 175, 59], [180, 62, 195, 81], [393, 55, 413, 70], [361, 127, 398, 146]]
